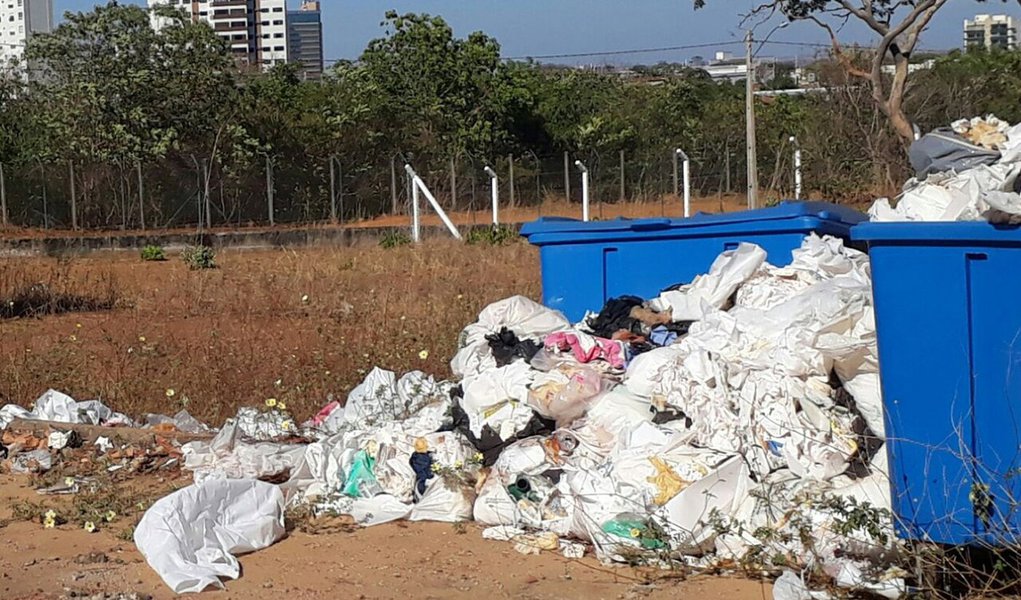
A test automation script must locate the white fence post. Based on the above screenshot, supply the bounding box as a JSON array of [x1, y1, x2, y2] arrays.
[[484, 166, 499, 225], [405, 164, 462, 242], [575, 160, 590, 222], [676, 148, 691, 217], [409, 166, 421, 242], [790, 136, 802, 201]]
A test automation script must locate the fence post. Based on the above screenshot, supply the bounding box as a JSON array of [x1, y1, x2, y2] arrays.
[[725, 144, 732, 194], [484, 166, 499, 225], [338, 161, 344, 226], [0, 162, 7, 228], [677, 149, 691, 218], [563, 151, 570, 202], [672, 149, 679, 198], [575, 160, 589, 222], [449, 156, 457, 211], [619, 150, 625, 201], [408, 165, 421, 243], [203, 158, 212, 230], [136, 161, 145, 230], [68, 160, 78, 230], [508, 154, 515, 209], [329, 155, 337, 224], [390, 155, 398, 215], [265, 154, 275, 227], [790, 136, 802, 200]]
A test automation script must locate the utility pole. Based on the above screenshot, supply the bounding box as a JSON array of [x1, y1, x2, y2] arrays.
[[745, 30, 759, 210]]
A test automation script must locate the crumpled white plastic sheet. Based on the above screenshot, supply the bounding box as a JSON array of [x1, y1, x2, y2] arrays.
[[461, 361, 536, 439], [451, 295, 570, 379], [651, 243, 766, 321], [334, 368, 452, 435], [870, 115, 1021, 223], [134, 478, 285, 594], [0, 389, 135, 429]]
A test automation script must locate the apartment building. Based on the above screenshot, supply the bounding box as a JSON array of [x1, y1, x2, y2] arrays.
[[0, 0, 52, 70], [964, 14, 1018, 51], [149, 0, 288, 69]]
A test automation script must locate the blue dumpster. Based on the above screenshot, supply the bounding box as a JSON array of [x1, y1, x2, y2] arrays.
[[520, 201, 867, 322], [854, 222, 1021, 545]]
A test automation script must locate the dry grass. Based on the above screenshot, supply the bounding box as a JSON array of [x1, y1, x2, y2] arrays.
[[0, 240, 540, 425]]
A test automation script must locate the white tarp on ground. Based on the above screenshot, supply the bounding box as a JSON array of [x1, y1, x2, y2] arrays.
[[870, 115, 1021, 223], [134, 479, 285, 594]]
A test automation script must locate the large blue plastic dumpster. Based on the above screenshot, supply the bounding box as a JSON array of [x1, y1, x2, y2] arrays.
[[854, 222, 1021, 545], [520, 201, 867, 322]]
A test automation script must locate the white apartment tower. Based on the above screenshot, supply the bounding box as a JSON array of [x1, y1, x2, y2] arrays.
[[964, 14, 1018, 51], [0, 0, 53, 70], [149, 0, 288, 69]]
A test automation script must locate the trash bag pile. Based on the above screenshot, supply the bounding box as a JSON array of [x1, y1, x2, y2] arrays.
[[870, 114, 1021, 222], [128, 233, 895, 597], [0, 234, 901, 598]]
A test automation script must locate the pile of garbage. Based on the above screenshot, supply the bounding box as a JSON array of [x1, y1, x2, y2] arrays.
[[1, 234, 900, 598], [10, 233, 884, 597], [870, 114, 1021, 222]]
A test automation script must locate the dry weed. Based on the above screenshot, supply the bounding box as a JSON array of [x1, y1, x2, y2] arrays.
[[0, 240, 540, 424]]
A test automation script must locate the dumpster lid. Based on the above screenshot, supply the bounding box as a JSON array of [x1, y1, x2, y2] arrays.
[[853, 221, 1021, 244], [520, 201, 867, 237]]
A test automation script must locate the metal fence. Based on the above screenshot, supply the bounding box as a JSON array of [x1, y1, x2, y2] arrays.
[[0, 143, 804, 232]]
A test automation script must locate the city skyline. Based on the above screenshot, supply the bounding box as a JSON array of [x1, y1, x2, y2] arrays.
[[51, 0, 1021, 67]]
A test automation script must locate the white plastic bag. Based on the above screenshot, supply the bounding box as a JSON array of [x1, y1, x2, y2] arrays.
[[134, 479, 285, 594]]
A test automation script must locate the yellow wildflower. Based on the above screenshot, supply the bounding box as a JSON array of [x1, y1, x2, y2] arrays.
[[418, 350, 429, 360], [265, 398, 277, 408], [105, 510, 116, 522], [43, 517, 55, 529], [84, 521, 96, 533], [165, 388, 175, 398], [277, 401, 287, 411]]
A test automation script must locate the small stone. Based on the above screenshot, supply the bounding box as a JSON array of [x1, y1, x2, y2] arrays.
[[22, 559, 36, 567], [262, 582, 273, 589]]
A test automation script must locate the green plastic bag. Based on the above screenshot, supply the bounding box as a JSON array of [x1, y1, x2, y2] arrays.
[[342, 450, 384, 498], [601, 513, 667, 550]]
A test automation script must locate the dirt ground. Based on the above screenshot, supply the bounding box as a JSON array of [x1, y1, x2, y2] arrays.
[[0, 474, 773, 600]]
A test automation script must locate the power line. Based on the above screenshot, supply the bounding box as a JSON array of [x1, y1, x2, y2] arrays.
[[502, 41, 742, 61], [320, 38, 961, 67]]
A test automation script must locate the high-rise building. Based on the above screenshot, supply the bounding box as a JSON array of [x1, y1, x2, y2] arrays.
[[0, 0, 53, 71], [287, 1, 323, 79], [964, 14, 1018, 51], [149, 0, 288, 69]]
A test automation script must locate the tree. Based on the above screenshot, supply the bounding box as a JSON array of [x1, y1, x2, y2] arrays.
[[693, 0, 1020, 144], [25, 2, 239, 227], [360, 12, 519, 162]]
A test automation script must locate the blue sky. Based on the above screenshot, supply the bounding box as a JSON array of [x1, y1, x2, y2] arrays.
[[55, 1, 1021, 65]]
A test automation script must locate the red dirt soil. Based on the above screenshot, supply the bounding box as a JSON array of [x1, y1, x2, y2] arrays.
[[0, 475, 773, 600]]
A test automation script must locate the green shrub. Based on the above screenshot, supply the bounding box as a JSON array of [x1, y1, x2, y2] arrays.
[[140, 245, 166, 262], [465, 224, 517, 246], [181, 245, 216, 270], [379, 230, 412, 249]]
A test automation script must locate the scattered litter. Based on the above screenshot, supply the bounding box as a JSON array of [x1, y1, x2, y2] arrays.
[[10, 448, 53, 473], [94, 436, 113, 453]]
